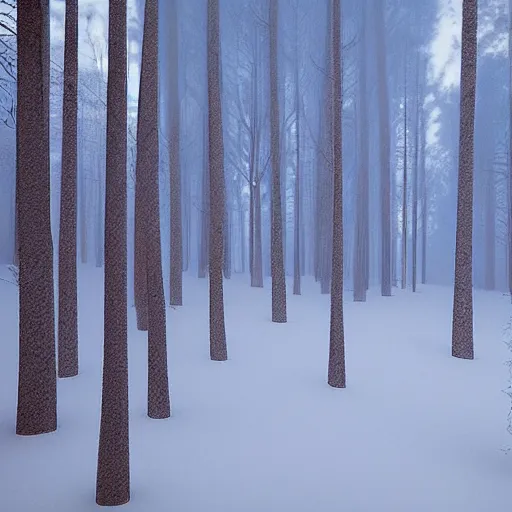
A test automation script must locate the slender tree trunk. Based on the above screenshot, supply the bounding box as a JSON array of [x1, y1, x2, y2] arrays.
[[96, 0, 130, 504], [16, 0, 57, 436], [169, 0, 183, 306], [328, 0, 346, 389], [419, 88, 427, 285], [375, 0, 392, 296], [354, 0, 369, 302], [401, 62, 408, 290], [58, 0, 79, 378], [293, 13, 301, 296], [412, 57, 420, 292], [207, 0, 228, 360], [269, 0, 287, 322], [451, 0, 477, 360], [484, 166, 495, 290], [139, 0, 171, 419], [198, 113, 209, 278]]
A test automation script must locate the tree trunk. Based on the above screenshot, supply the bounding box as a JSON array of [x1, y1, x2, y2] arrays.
[[58, 0, 79, 378], [401, 62, 408, 290], [375, 0, 392, 296], [96, 0, 130, 504], [451, 0, 477, 360], [207, 0, 228, 361], [420, 87, 427, 285], [16, 0, 57, 436], [412, 57, 420, 292], [169, 0, 183, 306], [269, 0, 287, 322], [198, 113, 209, 279], [484, 166, 495, 290], [353, 0, 369, 302], [293, 12, 301, 296], [328, 0, 346, 389], [139, 0, 171, 419]]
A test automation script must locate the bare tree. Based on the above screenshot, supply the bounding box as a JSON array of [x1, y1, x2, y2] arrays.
[[327, 0, 346, 389], [58, 0, 79, 378], [375, 0, 392, 297], [269, 0, 287, 323], [207, 0, 228, 361], [169, 0, 183, 306], [16, 0, 57, 436], [96, 0, 130, 504], [451, 0, 478, 360]]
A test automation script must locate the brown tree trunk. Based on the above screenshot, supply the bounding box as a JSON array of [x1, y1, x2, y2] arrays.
[[328, 0, 346, 389], [269, 0, 287, 322], [169, 0, 183, 306], [451, 0, 477, 360], [16, 0, 57, 436], [207, 0, 228, 361], [139, 0, 171, 419], [58, 0, 79, 378], [96, 0, 130, 504]]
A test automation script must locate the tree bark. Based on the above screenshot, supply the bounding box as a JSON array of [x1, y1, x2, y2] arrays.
[[169, 0, 183, 306], [328, 0, 346, 389], [269, 0, 287, 322], [207, 0, 228, 360], [16, 0, 57, 437], [58, 0, 79, 378], [96, 0, 130, 504], [451, 0, 477, 360]]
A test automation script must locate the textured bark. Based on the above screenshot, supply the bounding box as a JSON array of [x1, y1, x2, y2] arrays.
[[207, 0, 228, 361], [269, 0, 287, 323], [134, 61, 149, 330], [16, 0, 57, 436], [96, 0, 130, 505], [353, 0, 369, 302], [169, 0, 183, 306], [139, 0, 171, 419], [451, 0, 477, 360], [328, 0, 346, 389], [58, 0, 79, 379], [375, 0, 392, 297]]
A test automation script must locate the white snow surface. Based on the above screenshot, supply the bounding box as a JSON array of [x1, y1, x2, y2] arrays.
[[0, 265, 511, 512]]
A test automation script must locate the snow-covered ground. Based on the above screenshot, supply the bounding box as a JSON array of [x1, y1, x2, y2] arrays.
[[0, 265, 511, 512]]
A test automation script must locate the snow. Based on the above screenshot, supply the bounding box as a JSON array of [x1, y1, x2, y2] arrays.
[[0, 265, 511, 511]]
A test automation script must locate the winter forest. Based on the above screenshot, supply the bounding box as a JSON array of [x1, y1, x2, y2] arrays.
[[0, 0, 511, 510]]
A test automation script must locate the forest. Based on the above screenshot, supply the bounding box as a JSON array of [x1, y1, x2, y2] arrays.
[[0, 0, 511, 510]]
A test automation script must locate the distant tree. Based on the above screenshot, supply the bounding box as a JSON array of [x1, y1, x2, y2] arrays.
[[96, 0, 130, 505], [269, 0, 287, 323], [16, 0, 57, 436], [401, 62, 408, 290], [168, 0, 183, 306], [327, 0, 346, 389], [451, 0, 478, 360], [138, 0, 171, 419], [207, 0, 228, 361], [58, 0, 79, 378]]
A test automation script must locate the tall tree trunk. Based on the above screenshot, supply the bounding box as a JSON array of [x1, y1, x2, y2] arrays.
[[96, 0, 130, 504], [451, 0, 477, 360], [412, 57, 420, 292], [353, 0, 369, 302], [58, 0, 79, 378], [207, 0, 228, 360], [198, 113, 209, 278], [139, 0, 171, 419], [169, 0, 183, 306], [401, 62, 408, 290], [293, 11, 301, 296], [269, 0, 287, 322], [16, 0, 57, 436], [328, 0, 346, 389], [375, 0, 392, 296]]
